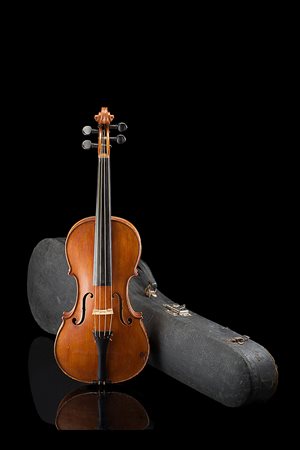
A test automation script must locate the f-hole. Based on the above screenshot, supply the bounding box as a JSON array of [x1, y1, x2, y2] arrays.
[[113, 292, 132, 326], [72, 292, 94, 325]]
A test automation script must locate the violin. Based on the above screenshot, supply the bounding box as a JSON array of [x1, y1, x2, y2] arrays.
[[54, 107, 150, 384]]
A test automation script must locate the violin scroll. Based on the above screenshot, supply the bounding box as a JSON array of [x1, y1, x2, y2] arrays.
[[82, 107, 127, 153], [94, 107, 114, 125]]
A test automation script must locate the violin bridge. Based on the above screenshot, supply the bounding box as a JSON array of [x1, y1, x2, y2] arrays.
[[92, 308, 114, 316]]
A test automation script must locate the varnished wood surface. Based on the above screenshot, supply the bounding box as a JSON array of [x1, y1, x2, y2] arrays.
[[94, 107, 114, 125], [54, 216, 150, 383]]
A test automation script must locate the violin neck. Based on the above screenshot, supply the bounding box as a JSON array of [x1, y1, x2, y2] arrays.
[[93, 152, 112, 286]]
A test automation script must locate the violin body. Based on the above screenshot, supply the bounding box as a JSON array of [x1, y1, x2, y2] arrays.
[[54, 216, 149, 383]]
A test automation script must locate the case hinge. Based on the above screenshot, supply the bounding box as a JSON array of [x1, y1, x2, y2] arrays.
[[163, 303, 192, 317]]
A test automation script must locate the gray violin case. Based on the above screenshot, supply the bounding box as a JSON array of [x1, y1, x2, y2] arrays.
[[27, 237, 278, 407]]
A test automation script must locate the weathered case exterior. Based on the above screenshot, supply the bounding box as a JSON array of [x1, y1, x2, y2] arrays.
[[27, 238, 278, 407]]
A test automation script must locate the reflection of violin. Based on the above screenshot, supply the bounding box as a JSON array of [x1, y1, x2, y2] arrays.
[[28, 337, 151, 430], [54, 107, 150, 384], [55, 386, 150, 431]]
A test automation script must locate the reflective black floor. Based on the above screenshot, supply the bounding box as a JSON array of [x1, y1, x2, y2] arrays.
[[28, 336, 151, 430], [26, 332, 284, 436]]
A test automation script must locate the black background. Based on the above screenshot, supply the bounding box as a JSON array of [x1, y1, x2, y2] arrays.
[[10, 7, 293, 442]]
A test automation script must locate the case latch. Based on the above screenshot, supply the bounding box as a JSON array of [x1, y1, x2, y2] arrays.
[[145, 282, 158, 298], [163, 303, 192, 317], [228, 335, 250, 345]]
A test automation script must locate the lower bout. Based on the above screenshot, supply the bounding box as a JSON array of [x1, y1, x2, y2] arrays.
[[54, 323, 149, 384]]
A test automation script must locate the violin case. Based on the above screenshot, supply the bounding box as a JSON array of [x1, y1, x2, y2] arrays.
[[27, 237, 278, 408]]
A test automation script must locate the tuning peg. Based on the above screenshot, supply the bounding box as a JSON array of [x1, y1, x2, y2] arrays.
[[110, 122, 128, 132], [83, 124, 127, 134], [82, 135, 126, 150], [82, 140, 98, 150], [110, 134, 126, 144], [82, 126, 98, 136]]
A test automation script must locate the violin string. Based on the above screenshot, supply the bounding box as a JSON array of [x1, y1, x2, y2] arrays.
[[98, 155, 104, 335], [103, 148, 107, 336], [93, 156, 100, 333], [108, 153, 113, 335], [94, 156, 100, 334], [93, 287, 96, 333], [93, 278, 96, 332]]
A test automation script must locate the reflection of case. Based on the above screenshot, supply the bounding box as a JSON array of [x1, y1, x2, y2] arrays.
[[27, 238, 278, 407]]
